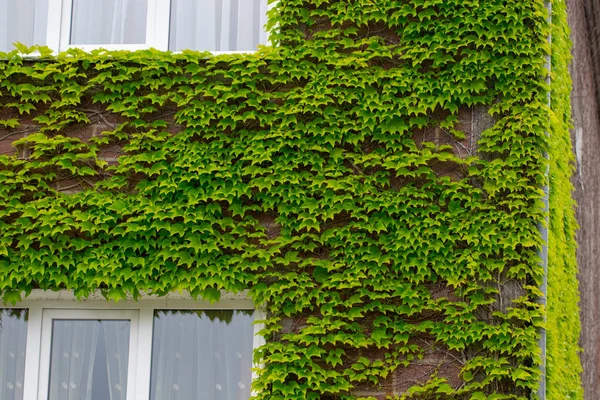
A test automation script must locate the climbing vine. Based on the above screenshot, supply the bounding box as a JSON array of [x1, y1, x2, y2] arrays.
[[546, 0, 583, 399], [0, 0, 581, 398]]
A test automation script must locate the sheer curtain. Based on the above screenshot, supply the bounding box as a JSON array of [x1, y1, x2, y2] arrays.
[[48, 321, 100, 400], [0, 0, 48, 52], [103, 323, 130, 400], [0, 310, 28, 400], [48, 320, 130, 400], [150, 310, 255, 400], [170, 0, 269, 51], [70, 0, 148, 45]]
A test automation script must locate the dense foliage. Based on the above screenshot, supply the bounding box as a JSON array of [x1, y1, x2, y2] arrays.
[[0, 0, 581, 398], [546, 0, 583, 398]]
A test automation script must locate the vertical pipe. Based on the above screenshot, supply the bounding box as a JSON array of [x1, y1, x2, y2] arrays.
[[537, 1, 552, 399]]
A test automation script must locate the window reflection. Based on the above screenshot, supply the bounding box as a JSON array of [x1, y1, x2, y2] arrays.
[[150, 310, 255, 400]]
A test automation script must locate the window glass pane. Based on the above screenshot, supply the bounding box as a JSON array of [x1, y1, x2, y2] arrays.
[[0, 309, 28, 400], [48, 320, 130, 400], [70, 0, 148, 45], [169, 0, 269, 51], [0, 0, 48, 52], [150, 310, 255, 400]]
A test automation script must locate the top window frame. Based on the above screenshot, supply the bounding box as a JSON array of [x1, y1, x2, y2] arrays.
[[42, 0, 271, 54]]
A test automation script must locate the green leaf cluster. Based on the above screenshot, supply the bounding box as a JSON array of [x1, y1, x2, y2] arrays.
[[545, 0, 584, 399]]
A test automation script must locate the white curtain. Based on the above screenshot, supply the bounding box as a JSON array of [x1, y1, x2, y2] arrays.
[[48, 321, 100, 400], [70, 0, 148, 45], [48, 320, 130, 400], [0, 0, 48, 52], [103, 323, 130, 400], [150, 310, 254, 400], [170, 0, 269, 51], [0, 310, 28, 400]]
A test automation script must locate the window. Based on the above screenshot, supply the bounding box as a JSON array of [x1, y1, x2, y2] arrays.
[[0, 309, 28, 400], [0, 0, 271, 53], [1, 291, 263, 400], [0, 0, 49, 53]]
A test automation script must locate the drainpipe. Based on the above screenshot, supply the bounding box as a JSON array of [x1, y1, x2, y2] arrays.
[[537, 1, 552, 399]]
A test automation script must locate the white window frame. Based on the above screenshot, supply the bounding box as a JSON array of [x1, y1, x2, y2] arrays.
[[45, 0, 171, 52], [38, 309, 140, 400], [2, 289, 264, 400], [42, 0, 272, 53]]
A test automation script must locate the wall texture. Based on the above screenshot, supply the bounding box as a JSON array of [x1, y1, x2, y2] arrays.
[[568, 0, 600, 398], [583, 0, 600, 106]]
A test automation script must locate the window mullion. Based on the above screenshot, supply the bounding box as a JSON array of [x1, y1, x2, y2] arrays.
[[134, 308, 154, 400], [22, 306, 43, 400], [35, 310, 54, 400], [45, 0, 64, 52], [147, 0, 171, 50], [57, 0, 72, 51]]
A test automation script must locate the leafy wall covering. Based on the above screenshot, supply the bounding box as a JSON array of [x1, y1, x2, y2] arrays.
[[0, 0, 581, 398], [546, 0, 583, 398]]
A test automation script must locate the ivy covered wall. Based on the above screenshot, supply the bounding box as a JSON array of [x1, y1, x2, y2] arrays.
[[546, 0, 583, 398], [0, 0, 581, 398]]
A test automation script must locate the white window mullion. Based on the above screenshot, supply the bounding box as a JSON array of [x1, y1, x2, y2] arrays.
[[36, 310, 53, 400], [134, 308, 154, 400], [126, 310, 141, 400], [45, 0, 63, 51], [22, 306, 43, 400], [57, 0, 72, 51], [148, 0, 170, 50]]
